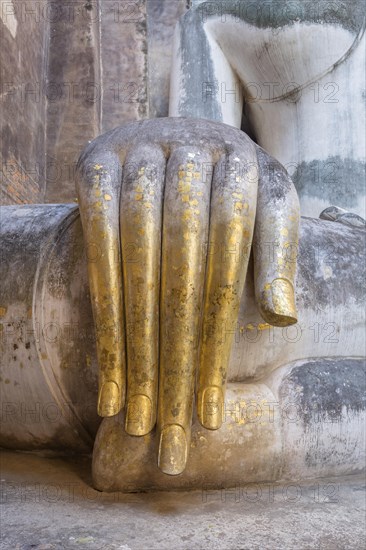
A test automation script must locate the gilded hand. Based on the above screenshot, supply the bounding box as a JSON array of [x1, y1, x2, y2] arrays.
[[76, 118, 299, 475]]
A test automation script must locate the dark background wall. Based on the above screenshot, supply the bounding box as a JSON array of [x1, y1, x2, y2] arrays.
[[0, 0, 188, 205]]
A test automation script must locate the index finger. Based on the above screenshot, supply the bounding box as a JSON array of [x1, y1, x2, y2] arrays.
[[254, 148, 300, 327]]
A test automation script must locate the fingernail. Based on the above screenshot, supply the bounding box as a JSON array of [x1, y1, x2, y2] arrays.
[[98, 381, 120, 417], [125, 394, 153, 436], [200, 386, 223, 430], [158, 424, 187, 475], [271, 278, 297, 325]]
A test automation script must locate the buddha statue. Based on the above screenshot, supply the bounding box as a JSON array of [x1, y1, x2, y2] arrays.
[[1, 0, 364, 491]]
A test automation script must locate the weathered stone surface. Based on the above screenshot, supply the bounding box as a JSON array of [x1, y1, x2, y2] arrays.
[[0, 204, 99, 452], [45, 1, 101, 203], [100, 0, 148, 131], [1, 1, 187, 205], [147, 0, 187, 118], [0, 0, 49, 204], [277, 359, 366, 479]]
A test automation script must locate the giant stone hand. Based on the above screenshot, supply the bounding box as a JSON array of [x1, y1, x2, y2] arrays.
[[76, 117, 299, 475]]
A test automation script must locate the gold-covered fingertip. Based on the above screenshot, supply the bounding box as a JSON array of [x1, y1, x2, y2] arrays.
[[271, 278, 297, 326], [199, 385, 224, 430], [260, 278, 297, 327], [98, 381, 121, 417], [158, 424, 187, 475], [125, 394, 153, 436]]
